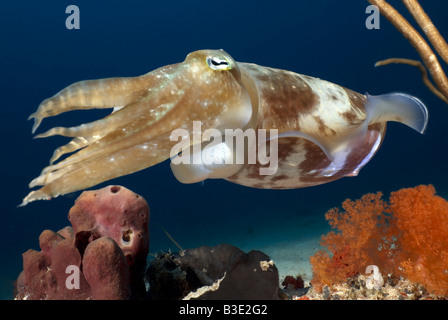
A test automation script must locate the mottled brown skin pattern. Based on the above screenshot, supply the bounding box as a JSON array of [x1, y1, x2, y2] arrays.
[[227, 64, 386, 189], [227, 125, 385, 189], [241, 64, 319, 133]]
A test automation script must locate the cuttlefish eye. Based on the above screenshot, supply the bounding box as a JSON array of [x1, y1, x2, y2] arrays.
[[206, 56, 231, 70]]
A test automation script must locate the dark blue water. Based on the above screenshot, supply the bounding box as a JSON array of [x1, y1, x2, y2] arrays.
[[1, 0, 447, 299]]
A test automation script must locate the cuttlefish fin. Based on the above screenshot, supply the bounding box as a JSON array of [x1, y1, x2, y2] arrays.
[[343, 92, 428, 177], [364, 92, 428, 134]]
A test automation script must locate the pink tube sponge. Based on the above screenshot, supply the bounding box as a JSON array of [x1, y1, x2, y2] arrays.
[[68, 185, 150, 267], [83, 236, 131, 299], [15, 185, 150, 300], [17, 228, 91, 300]]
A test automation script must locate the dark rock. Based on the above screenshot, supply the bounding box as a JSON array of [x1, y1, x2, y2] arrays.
[[147, 243, 280, 300]]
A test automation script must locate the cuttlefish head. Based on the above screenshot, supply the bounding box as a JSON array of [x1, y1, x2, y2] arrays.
[[169, 49, 252, 130], [21, 50, 253, 205], [163, 50, 254, 183]]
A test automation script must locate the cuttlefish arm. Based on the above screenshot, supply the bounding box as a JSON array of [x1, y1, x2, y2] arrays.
[[29, 65, 179, 134], [21, 50, 252, 206]]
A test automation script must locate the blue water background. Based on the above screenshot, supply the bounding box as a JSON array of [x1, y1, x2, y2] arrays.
[[1, 0, 447, 299]]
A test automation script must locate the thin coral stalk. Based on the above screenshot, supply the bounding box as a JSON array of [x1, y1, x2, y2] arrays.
[[367, 0, 448, 103], [402, 0, 448, 65], [375, 58, 448, 103]]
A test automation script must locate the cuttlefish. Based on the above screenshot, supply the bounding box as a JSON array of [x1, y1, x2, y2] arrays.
[[21, 49, 428, 206]]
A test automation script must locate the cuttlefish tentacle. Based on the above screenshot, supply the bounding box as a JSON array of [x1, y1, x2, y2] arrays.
[[27, 99, 191, 195], [30, 92, 194, 188], [44, 98, 176, 165], [31, 64, 193, 175], [22, 50, 252, 206], [25, 132, 176, 204], [22, 49, 428, 206], [49, 136, 97, 164], [34, 93, 173, 139], [29, 64, 179, 134], [32, 64, 250, 186]]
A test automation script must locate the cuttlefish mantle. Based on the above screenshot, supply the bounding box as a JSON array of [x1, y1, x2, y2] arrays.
[[21, 49, 428, 206]]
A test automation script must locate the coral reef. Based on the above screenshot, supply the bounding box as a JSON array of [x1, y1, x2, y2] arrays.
[[146, 244, 280, 300], [302, 273, 442, 300], [310, 184, 448, 297], [15, 185, 149, 300], [16, 186, 281, 300]]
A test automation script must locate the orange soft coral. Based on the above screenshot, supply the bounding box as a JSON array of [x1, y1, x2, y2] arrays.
[[309, 192, 389, 292], [310, 184, 448, 296], [390, 185, 448, 296]]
